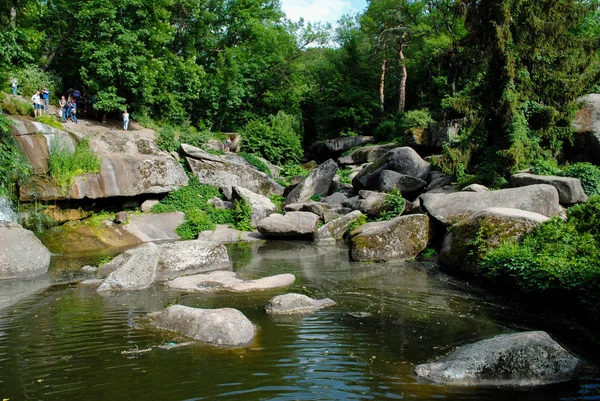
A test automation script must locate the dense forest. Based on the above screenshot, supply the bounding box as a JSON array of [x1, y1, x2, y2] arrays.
[[1, 0, 600, 182]]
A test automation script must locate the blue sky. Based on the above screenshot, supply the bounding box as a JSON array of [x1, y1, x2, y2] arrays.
[[280, 0, 368, 25]]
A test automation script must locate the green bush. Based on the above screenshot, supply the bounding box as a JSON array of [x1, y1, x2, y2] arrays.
[[241, 111, 303, 165], [565, 163, 600, 196], [48, 138, 102, 189], [399, 109, 434, 132], [379, 188, 406, 220], [530, 159, 563, 175], [240, 152, 271, 176], [176, 209, 215, 240], [232, 199, 253, 231], [480, 195, 600, 307], [268, 194, 285, 213], [338, 168, 353, 185], [348, 214, 367, 232], [0, 115, 31, 197], [12, 65, 63, 103]]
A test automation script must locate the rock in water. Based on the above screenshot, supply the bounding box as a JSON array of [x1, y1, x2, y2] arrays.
[[0, 226, 51, 279], [152, 305, 256, 346], [97, 242, 160, 292], [265, 293, 336, 315], [414, 331, 580, 386]]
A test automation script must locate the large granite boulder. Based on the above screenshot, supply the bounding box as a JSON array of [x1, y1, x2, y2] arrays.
[[167, 270, 295, 293], [123, 212, 185, 242], [309, 136, 375, 163], [182, 144, 283, 199], [232, 186, 278, 228], [350, 214, 430, 262], [440, 208, 550, 277], [313, 210, 364, 244], [286, 159, 338, 204], [337, 143, 397, 166], [152, 305, 256, 346], [421, 184, 561, 226], [414, 331, 580, 386], [257, 212, 319, 237], [510, 173, 588, 204], [353, 147, 431, 191], [265, 293, 336, 315], [97, 242, 160, 292], [156, 241, 230, 280], [18, 127, 189, 201], [570, 94, 600, 164], [0, 226, 51, 279], [378, 170, 427, 194]]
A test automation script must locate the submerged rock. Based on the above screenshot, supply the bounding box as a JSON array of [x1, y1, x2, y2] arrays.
[[152, 305, 256, 346], [414, 331, 580, 386], [265, 293, 336, 315], [167, 270, 295, 293], [0, 226, 51, 279]]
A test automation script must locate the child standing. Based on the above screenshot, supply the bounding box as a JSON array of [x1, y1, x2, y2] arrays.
[[123, 109, 129, 131], [11, 78, 17, 95]]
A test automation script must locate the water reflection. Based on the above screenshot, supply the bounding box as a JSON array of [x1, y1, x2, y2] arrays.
[[0, 240, 597, 400]]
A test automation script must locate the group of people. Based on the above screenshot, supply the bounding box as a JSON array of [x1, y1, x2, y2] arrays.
[[30, 87, 50, 118], [11, 77, 130, 130]]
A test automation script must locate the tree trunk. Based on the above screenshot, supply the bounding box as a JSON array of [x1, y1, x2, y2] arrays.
[[43, 25, 76, 70], [10, 7, 16, 26], [379, 57, 387, 113], [398, 44, 407, 113]]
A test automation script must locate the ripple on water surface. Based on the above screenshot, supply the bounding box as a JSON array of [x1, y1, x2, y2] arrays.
[[0, 241, 598, 400]]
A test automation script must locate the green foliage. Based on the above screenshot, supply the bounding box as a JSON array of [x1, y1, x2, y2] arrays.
[[232, 199, 253, 232], [12, 65, 62, 103], [240, 152, 272, 177], [155, 122, 211, 153], [176, 209, 216, 240], [480, 196, 600, 307], [531, 160, 600, 196], [268, 194, 285, 213], [338, 168, 353, 185], [35, 115, 63, 130], [0, 115, 31, 197], [379, 188, 406, 220], [151, 177, 221, 213], [398, 109, 433, 132], [0, 93, 33, 116], [241, 111, 303, 165], [348, 214, 367, 232], [280, 163, 311, 184], [309, 194, 322, 202], [565, 163, 600, 197], [48, 138, 101, 190]]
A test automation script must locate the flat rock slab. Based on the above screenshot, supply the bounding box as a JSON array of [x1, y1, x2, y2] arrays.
[[421, 184, 561, 226], [414, 331, 580, 387], [197, 224, 267, 242], [124, 212, 185, 242], [265, 293, 336, 315], [152, 305, 256, 346], [510, 173, 588, 204], [166, 270, 296, 293]]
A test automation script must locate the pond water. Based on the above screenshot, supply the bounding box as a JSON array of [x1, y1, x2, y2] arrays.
[[0, 241, 598, 400]]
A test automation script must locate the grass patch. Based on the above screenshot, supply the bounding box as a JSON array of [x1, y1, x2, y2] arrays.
[[48, 138, 102, 190], [240, 152, 272, 177], [35, 115, 63, 129]]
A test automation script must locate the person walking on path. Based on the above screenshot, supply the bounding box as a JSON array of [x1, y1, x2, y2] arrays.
[[11, 78, 17, 95], [41, 87, 50, 114], [59, 95, 67, 122], [31, 91, 42, 118], [122, 109, 129, 131]]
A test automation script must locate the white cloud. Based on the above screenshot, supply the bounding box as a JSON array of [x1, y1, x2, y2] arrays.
[[280, 0, 366, 25]]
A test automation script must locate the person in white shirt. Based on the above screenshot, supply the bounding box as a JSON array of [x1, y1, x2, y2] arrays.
[[31, 91, 41, 118]]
